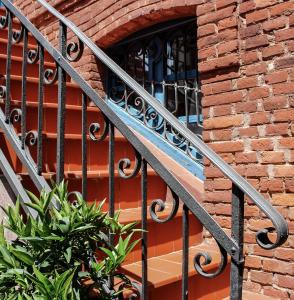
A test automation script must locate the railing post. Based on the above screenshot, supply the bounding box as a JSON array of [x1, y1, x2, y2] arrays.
[[230, 183, 245, 300], [81, 92, 87, 200], [182, 204, 189, 300], [56, 21, 67, 183]]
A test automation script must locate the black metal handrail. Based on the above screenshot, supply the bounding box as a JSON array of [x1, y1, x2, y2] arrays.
[[0, 1, 288, 299], [36, 0, 288, 248]]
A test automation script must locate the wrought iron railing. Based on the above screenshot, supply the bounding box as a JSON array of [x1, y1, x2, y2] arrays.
[[0, 0, 288, 299]]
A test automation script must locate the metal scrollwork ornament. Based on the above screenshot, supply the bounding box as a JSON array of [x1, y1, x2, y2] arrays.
[[118, 149, 142, 179], [150, 189, 179, 223], [44, 63, 58, 85], [194, 242, 227, 279], [9, 108, 22, 125], [0, 10, 8, 29], [27, 47, 40, 64], [0, 85, 7, 100], [66, 38, 84, 62], [25, 131, 38, 147], [12, 25, 24, 44], [89, 118, 109, 142]]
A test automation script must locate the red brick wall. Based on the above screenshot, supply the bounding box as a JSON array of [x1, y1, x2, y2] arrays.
[[13, 0, 294, 298]]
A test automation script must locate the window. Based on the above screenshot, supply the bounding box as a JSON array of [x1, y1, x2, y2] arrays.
[[108, 18, 202, 136]]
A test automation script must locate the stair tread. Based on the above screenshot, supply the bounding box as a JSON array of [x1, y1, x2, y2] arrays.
[[20, 169, 158, 179], [121, 242, 224, 289], [5, 74, 79, 89], [9, 99, 100, 112], [0, 53, 55, 67], [223, 291, 276, 300], [118, 204, 183, 224]]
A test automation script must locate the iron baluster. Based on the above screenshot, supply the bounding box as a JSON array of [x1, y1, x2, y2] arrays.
[[184, 82, 188, 126], [141, 158, 148, 300], [56, 21, 67, 183], [5, 11, 12, 123], [108, 121, 115, 289], [21, 28, 28, 149], [230, 183, 245, 300], [37, 45, 44, 175], [182, 204, 189, 300], [82, 92, 87, 200]]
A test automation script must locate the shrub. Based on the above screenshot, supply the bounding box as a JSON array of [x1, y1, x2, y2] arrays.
[[0, 181, 140, 299]]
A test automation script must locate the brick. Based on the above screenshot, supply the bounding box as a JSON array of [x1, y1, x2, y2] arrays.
[[235, 152, 257, 163], [255, 0, 277, 8], [274, 166, 294, 178], [263, 16, 288, 32], [212, 105, 232, 117], [235, 101, 258, 113], [245, 62, 267, 75], [198, 24, 216, 37], [251, 139, 274, 151], [241, 51, 259, 65], [240, 1, 255, 14], [245, 256, 262, 269], [273, 109, 294, 122], [260, 151, 285, 164], [236, 76, 258, 89], [212, 129, 232, 141], [203, 91, 243, 107], [286, 40, 294, 51], [273, 82, 294, 95], [270, 2, 294, 17], [276, 275, 294, 289], [265, 71, 288, 84], [260, 178, 284, 192], [251, 270, 273, 284], [198, 47, 216, 60], [198, 6, 236, 26], [275, 247, 294, 261], [275, 28, 294, 42], [199, 54, 239, 73], [246, 165, 268, 177], [202, 80, 232, 95], [264, 286, 289, 299], [250, 112, 270, 125], [216, 0, 237, 9], [266, 123, 289, 136], [285, 179, 294, 193], [264, 259, 294, 275], [217, 16, 238, 30], [239, 127, 259, 137], [275, 56, 294, 69], [262, 44, 284, 59], [209, 140, 244, 153], [240, 24, 261, 38], [263, 96, 288, 111], [248, 87, 270, 100], [196, 3, 215, 16], [279, 137, 294, 149], [217, 40, 238, 55], [246, 9, 269, 24], [245, 35, 269, 50]]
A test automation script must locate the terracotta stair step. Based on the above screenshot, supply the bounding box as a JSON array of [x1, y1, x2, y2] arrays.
[[118, 203, 184, 224], [223, 291, 276, 300], [4, 74, 82, 105], [0, 37, 54, 62], [121, 242, 229, 290], [0, 53, 63, 78], [20, 169, 159, 180]]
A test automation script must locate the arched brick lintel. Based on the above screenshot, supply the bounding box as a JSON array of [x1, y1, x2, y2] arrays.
[[96, 5, 197, 49]]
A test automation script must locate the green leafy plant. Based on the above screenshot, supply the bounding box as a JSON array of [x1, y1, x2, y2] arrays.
[[0, 181, 140, 299]]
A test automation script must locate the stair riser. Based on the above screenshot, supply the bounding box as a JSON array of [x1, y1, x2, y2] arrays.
[[123, 215, 203, 264], [0, 131, 135, 173], [0, 27, 37, 45], [6, 78, 82, 105], [1, 102, 104, 135], [20, 174, 167, 209], [0, 40, 55, 63], [149, 265, 230, 300]]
